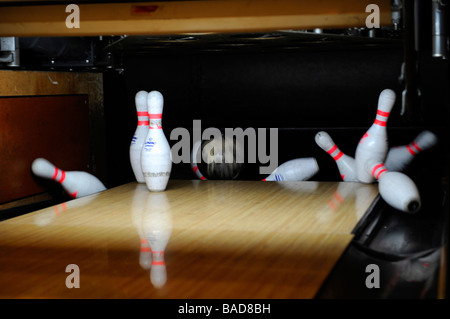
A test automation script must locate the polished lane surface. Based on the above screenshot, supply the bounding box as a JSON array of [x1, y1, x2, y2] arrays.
[[0, 180, 377, 298]]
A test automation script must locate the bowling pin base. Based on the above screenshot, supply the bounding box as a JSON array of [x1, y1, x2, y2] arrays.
[[143, 173, 170, 192], [406, 200, 421, 214]]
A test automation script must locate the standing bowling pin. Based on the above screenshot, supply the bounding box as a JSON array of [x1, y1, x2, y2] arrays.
[[385, 130, 438, 172], [141, 91, 172, 192], [262, 157, 319, 181], [130, 91, 149, 183], [31, 157, 106, 198], [315, 131, 358, 181], [366, 158, 421, 213], [355, 89, 396, 183]]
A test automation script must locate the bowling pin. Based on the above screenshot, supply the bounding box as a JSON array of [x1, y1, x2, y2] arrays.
[[355, 89, 396, 183], [130, 91, 149, 183], [385, 130, 438, 172], [262, 157, 319, 181], [143, 192, 173, 288], [31, 157, 106, 198], [315, 131, 358, 181], [366, 158, 421, 213], [190, 139, 207, 180], [140, 91, 172, 192]]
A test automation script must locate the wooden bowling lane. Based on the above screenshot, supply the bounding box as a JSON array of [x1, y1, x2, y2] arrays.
[[0, 180, 377, 298]]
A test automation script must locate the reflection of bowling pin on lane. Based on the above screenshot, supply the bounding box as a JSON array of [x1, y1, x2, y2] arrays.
[[355, 89, 396, 183], [31, 158, 106, 198], [385, 130, 438, 172], [143, 192, 173, 288], [141, 91, 172, 192], [33, 193, 100, 226], [366, 158, 421, 213], [130, 91, 149, 183], [131, 184, 153, 270], [315, 131, 358, 181], [190, 139, 207, 180], [263, 158, 319, 181]]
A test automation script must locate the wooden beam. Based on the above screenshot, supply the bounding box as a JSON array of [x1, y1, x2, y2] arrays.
[[0, 0, 391, 37]]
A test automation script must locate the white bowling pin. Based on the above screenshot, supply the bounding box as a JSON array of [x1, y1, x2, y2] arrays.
[[355, 89, 396, 183], [140, 91, 172, 192], [31, 157, 106, 198], [385, 130, 438, 172], [190, 139, 207, 180], [130, 91, 149, 183], [366, 158, 421, 213], [143, 192, 173, 288], [262, 157, 319, 181], [315, 131, 358, 181]]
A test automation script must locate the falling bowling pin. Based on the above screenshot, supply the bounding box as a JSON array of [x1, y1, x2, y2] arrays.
[[355, 89, 396, 183], [385, 130, 438, 172], [31, 157, 106, 198], [190, 139, 207, 180], [315, 131, 358, 181], [130, 91, 149, 183], [366, 158, 421, 213], [262, 157, 319, 181], [141, 90, 172, 192]]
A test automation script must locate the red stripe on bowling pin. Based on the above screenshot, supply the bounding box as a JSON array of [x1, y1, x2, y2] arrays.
[[371, 163, 387, 180], [374, 110, 390, 127], [192, 164, 206, 180], [359, 132, 369, 144], [52, 168, 66, 184], [69, 191, 78, 198], [406, 141, 422, 156], [137, 112, 149, 126], [152, 250, 165, 265], [326, 144, 344, 161], [140, 238, 152, 252]]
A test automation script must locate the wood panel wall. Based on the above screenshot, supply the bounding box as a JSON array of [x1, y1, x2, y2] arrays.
[[0, 70, 105, 208]]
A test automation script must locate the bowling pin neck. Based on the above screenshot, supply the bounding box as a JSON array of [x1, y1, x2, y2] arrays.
[[404, 141, 422, 156], [373, 89, 395, 127], [315, 132, 343, 161], [137, 112, 149, 126], [149, 113, 163, 129], [369, 162, 388, 180], [326, 144, 344, 162], [373, 109, 390, 127]]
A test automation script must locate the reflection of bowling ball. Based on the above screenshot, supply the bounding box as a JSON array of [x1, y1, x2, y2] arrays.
[[199, 135, 244, 180]]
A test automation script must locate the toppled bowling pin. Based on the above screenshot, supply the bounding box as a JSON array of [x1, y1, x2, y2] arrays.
[[315, 131, 358, 181], [190, 139, 207, 180], [366, 158, 421, 213], [385, 130, 438, 172], [355, 89, 396, 183], [140, 90, 172, 192], [130, 91, 149, 183], [262, 157, 319, 181], [31, 157, 106, 198]]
